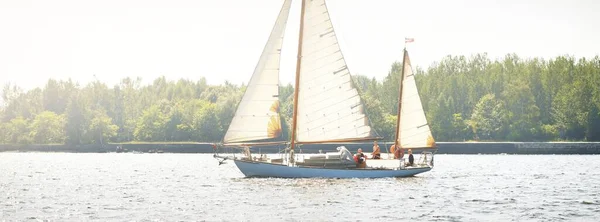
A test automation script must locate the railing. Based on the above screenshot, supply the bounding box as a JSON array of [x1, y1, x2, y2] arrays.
[[417, 151, 434, 167]]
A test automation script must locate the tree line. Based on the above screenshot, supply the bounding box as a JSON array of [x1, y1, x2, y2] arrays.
[[1, 54, 599, 145]]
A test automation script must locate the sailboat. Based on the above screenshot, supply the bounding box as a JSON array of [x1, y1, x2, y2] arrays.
[[214, 0, 435, 178]]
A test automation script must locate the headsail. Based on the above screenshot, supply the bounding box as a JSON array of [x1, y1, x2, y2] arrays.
[[223, 0, 292, 144], [294, 0, 378, 143], [397, 49, 436, 148]]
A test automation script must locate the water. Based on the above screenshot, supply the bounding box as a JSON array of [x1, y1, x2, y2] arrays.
[[1, 153, 599, 221]]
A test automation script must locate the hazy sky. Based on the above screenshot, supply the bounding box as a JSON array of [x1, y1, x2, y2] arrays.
[[1, 0, 598, 90]]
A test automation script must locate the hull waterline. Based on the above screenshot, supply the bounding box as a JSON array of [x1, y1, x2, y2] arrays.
[[233, 160, 431, 178]]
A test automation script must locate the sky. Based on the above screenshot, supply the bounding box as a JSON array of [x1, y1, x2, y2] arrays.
[[0, 0, 599, 90]]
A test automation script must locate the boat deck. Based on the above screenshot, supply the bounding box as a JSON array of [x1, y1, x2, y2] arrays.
[[235, 153, 430, 171]]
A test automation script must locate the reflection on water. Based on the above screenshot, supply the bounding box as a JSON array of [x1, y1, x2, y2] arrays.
[[1, 153, 599, 221]]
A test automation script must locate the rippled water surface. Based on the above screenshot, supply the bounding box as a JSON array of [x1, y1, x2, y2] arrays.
[[1, 153, 599, 221]]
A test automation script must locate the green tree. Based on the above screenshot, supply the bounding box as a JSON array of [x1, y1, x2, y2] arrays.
[[134, 104, 168, 141], [5, 117, 32, 144], [192, 102, 222, 142], [502, 80, 541, 141], [379, 62, 402, 114], [64, 95, 87, 145], [451, 113, 470, 141], [2, 53, 599, 143], [469, 94, 507, 140], [0, 121, 7, 143], [552, 80, 589, 140], [88, 110, 118, 145], [29, 111, 65, 144]]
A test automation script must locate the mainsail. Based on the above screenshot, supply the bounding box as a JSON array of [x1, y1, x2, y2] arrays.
[[396, 49, 436, 148], [294, 0, 378, 143], [223, 0, 292, 144]]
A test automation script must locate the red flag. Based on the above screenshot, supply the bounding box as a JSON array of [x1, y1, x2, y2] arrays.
[[405, 37, 414, 43]]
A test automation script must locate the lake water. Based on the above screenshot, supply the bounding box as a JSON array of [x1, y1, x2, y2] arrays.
[[1, 153, 599, 221]]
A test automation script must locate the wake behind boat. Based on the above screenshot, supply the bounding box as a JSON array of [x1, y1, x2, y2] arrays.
[[214, 0, 436, 178]]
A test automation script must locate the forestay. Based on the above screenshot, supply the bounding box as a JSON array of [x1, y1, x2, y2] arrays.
[[295, 0, 378, 143], [398, 50, 436, 148], [223, 0, 292, 144]]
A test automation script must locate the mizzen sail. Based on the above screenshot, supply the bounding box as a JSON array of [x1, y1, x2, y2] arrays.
[[398, 50, 436, 148], [223, 0, 292, 144], [294, 0, 378, 143]]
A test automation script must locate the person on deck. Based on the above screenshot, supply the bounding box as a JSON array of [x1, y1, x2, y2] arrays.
[[371, 141, 381, 159], [354, 148, 367, 168], [406, 149, 414, 167], [390, 142, 404, 159], [396, 146, 404, 160]]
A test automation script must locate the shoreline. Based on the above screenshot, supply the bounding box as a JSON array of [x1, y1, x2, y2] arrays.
[[1, 142, 600, 154]]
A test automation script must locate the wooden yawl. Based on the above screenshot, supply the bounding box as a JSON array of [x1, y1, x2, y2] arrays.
[[214, 0, 435, 178]]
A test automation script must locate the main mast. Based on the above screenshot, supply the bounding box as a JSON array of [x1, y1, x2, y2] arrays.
[[393, 48, 408, 150], [289, 0, 307, 163]]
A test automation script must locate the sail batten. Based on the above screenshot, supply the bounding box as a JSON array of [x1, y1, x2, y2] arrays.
[[223, 0, 292, 144], [295, 0, 377, 143]]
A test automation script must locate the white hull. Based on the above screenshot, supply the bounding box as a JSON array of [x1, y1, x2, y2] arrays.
[[233, 159, 432, 178]]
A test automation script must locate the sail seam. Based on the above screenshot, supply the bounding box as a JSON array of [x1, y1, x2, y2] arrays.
[[298, 108, 367, 134]]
